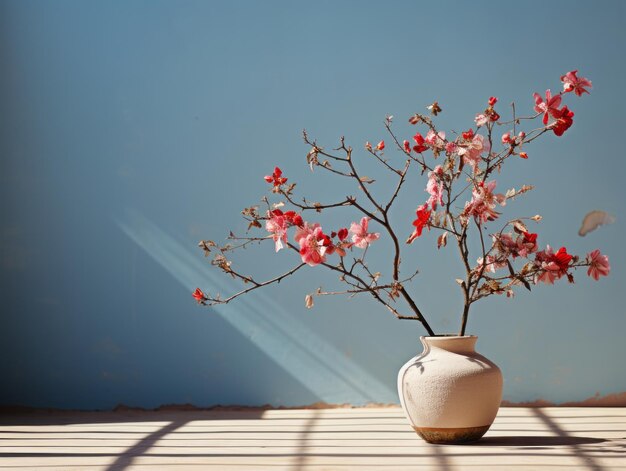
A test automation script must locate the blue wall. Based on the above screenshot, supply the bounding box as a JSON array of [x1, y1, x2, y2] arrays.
[[1, 0, 625, 409]]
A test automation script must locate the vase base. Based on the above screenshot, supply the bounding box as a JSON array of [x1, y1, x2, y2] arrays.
[[413, 424, 491, 444]]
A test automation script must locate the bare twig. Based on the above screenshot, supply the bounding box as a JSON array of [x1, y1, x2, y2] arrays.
[[206, 263, 306, 305]]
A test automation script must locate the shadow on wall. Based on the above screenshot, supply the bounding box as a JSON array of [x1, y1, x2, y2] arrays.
[[116, 209, 397, 405]]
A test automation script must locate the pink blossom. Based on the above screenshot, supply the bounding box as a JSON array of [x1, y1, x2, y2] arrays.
[[501, 132, 511, 144], [294, 222, 329, 266], [425, 130, 446, 151], [265, 210, 289, 252], [534, 246, 572, 284], [349, 217, 380, 249], [533, 89, 562, 125], [494, 231, 538, 259], [476, 255, 506, 273], [445, 141, 457, 154], [475, 114, 488, 127], [586, 249, 610, 280], [492, 232, 518, 256], [517, 231, 538, 258], [426, 165, 444, 210], [561, 70, 592, 96], [534, 246, 558, 284], [457, 133, 490, 172], [463, 180, 506, 223]]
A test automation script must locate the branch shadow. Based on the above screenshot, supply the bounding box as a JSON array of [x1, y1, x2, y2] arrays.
[[105, 419, 189, 471]]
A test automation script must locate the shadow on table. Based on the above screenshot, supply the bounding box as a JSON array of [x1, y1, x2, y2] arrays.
[[460, 408, 620, 471], [0, 409, 268, 471], [1, 408, 623, 471], [475, 435, 606, 447]]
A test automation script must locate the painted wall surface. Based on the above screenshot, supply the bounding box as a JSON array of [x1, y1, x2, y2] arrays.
[[1, 0, 625, 410]]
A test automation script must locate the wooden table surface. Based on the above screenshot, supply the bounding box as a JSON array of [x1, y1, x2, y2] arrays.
[[1, 407, 625, 470]]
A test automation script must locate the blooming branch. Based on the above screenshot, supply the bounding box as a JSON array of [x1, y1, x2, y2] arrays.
[[195, 70, 608, 337]]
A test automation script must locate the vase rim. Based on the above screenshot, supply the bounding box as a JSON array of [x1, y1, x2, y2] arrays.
[[421, 334, 477, 340]]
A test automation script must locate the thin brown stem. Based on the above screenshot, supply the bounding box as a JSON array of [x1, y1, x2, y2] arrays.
[[206, 263, 306, 305]]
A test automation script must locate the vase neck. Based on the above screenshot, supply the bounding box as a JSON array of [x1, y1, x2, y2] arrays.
[[420, 335, 477, 354]]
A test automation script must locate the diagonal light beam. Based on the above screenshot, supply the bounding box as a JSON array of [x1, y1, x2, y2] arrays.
[[117, 209, 396, 404]]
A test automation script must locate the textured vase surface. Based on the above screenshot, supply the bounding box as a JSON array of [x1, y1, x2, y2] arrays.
[[397, 335, 503, 444]]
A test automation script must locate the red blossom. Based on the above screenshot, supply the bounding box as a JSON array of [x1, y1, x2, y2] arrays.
[[376, 140, 385, 151], [412, 133, 428, 153], [523, 231, 538, 244], [488, 96, 498, 106], [553, 247, 573, 270], [284, 211, 304, 227], [518, 231, 539, 256], [490, 111, 500, 122], [408, 115, 420, 125], [337, 228, 348, 241], [519, 152, 528, 159], [462, 129, 474, 140], [407, 206, 431, 244], [552, 106, 574, 136], [264, 167, 288, 187], [192, 288, 206, 304], [403, 140, 411, 153]]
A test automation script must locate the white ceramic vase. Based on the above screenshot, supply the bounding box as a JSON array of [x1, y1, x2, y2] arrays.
[[397, 335, 503, 444]]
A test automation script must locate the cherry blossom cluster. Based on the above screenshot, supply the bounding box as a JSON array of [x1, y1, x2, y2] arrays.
[[391, 70, 606, 304], [265, 195, 380, 267], [194, 70, 609, 336]]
